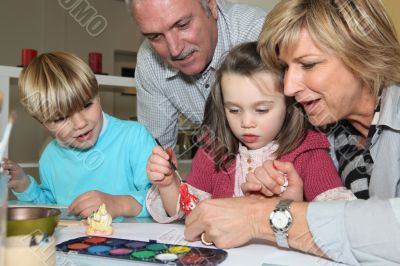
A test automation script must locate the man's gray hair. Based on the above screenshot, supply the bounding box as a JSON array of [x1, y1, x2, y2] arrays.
[[199, 0, 212, 17], [125, 0, 212, 17]]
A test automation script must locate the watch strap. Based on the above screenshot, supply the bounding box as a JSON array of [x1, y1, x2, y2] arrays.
[[276, 199, 292, 210], [275, 231, 290, 248]]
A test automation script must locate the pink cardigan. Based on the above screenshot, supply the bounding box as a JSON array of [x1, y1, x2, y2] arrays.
[[186, 130, 343, 201]]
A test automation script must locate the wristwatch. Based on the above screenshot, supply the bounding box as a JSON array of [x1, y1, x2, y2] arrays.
[[269, 199, 293, 248]]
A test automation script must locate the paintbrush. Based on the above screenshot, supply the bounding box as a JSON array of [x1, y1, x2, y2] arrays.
[[0, 112, 16, 161], [154, 138, 183, 183]]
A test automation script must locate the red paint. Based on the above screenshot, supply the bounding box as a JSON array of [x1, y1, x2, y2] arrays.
[[84, 237, 107, 244], [179, 183, 199, 214], [179, 253, 204, 264]]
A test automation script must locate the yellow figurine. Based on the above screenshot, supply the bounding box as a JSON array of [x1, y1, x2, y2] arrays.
[[86, 203, 113, 236]]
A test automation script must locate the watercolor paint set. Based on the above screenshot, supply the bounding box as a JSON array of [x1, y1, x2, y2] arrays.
[[56, 236, 228, 265]]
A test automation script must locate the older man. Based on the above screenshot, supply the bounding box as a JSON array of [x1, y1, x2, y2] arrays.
[[127, 0, 267, 147]]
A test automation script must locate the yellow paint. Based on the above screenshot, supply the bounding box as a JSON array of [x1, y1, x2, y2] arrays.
[[383, 0, 400, 37], [168, 246, 191, 254]]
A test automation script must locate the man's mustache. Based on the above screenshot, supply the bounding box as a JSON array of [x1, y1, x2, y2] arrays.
[[170, 48, 197, 61]]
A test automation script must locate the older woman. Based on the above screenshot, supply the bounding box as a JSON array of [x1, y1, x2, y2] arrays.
[[184, 0, 400, 265]]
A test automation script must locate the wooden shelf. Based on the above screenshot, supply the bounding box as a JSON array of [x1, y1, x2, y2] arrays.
[[0, 65, 136, 87]]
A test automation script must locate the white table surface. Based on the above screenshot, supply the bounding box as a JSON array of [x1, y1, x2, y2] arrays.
[[55, 221, 345, 266]]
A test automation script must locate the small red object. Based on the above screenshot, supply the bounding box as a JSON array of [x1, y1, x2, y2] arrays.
[[179, 183, 199, 214], [21, 48, 37, 66], [88, 52, 102, 74]]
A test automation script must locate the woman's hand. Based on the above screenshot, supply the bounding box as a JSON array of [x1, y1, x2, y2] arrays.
[[184, 197, 278, 248], [146, 146, 178, 187], [242, 160, 304, 201], [185, 197, 323, 257], [2, 158, 30, 192]]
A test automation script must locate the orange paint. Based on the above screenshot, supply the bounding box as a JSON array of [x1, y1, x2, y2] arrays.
[[67, 243, 90, 250]]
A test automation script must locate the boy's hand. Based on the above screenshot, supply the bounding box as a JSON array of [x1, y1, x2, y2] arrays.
[[146, 146, 179, 187], [2, 158, 30, 192], [242, 160, 304, 202], [69, 191, 142, 218]]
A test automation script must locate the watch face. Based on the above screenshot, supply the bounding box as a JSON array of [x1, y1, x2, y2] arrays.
[[271, 212, 289, 229], [270, 209, 292, 232]]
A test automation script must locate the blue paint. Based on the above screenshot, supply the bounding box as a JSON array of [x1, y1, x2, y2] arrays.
[[87, 245, 111, 255]]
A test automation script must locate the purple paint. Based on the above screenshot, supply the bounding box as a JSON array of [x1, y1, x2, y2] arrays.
[[125, 241, 147, 249]]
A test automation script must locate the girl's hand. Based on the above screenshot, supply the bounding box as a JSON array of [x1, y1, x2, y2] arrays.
[[146, 146, 178, 187], [242, 160, 304, 201], [1, 158, 30, 192]]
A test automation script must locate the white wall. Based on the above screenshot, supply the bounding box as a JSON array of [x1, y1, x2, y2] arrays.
[[0, 0, 143, 74]]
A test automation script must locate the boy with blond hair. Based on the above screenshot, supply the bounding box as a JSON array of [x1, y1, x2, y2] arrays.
[[2, 52, 154, 218]]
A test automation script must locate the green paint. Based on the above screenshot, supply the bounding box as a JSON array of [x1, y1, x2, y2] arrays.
[[146, 243, 167, 251], [130, 250, 156, 260]]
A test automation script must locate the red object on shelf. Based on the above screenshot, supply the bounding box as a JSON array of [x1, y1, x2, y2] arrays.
[[21, 48, 38, 66], [88, 52, 102, 74]]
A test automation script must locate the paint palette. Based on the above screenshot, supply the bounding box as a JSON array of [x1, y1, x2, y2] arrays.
[[56, 236, 228, 265]]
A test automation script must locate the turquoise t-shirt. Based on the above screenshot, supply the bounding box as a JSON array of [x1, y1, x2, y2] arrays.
[[13, 113, 155, 217]]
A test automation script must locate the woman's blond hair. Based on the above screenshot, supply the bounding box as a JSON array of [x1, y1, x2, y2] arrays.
[[19, 52, 98, 123], [258, 0, 400, 98]]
